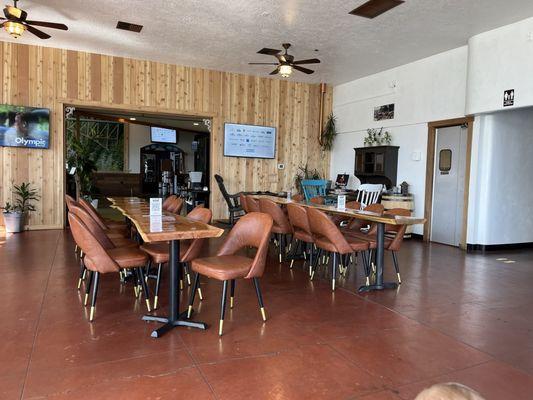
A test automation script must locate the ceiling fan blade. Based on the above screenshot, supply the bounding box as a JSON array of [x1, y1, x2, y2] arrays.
[[25, 20, 68, 30], [293, 65, 314, 74], [248, 62, 279, 65], [293, 58, 321, 65], [25, 24, 51, 39], [269, 67, 280, 75], [257, 47, 281, 56]]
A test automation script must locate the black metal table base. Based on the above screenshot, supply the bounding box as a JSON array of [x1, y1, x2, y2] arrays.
[[143, 309, 208, 338], [358, 282, 398, 293]]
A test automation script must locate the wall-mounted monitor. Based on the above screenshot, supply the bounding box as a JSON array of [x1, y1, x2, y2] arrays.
[[150, 126, 177, 144], [0, 104, 50, 149], [224, 123, 276, 159]]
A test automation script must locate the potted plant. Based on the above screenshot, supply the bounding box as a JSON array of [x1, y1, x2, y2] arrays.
[[1, 182, 40, 233], [294, 164, 323, 194], [66, 133, 100, 205], [320, 113, 338, 151]]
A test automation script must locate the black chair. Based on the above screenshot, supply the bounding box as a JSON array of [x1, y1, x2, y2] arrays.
[[214, 174, 244, 225]]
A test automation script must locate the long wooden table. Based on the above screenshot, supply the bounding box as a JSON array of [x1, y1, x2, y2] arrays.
[[252, 195, 426, 292], [109, 197, 224, 338]]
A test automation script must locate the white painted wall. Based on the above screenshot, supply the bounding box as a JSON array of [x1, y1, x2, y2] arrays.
[[467, 107, 533, 245], [467, 17, 533, 115], [331, 47, 469, 234]]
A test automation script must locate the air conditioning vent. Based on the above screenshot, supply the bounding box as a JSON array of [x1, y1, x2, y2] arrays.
[[349, 0, 404, 19], [116, 21, 143, 33]]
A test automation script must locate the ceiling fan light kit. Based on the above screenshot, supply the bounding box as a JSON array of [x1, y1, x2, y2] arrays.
[[1, 0, 68, 40], [249, 43, 320, 78], [279, 64, 292, 77]]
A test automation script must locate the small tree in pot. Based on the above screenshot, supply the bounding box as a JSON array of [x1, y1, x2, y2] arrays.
[[1, 182, 40, 233]]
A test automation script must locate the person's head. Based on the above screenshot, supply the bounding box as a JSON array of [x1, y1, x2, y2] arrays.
[[415, 383, 485, 400]]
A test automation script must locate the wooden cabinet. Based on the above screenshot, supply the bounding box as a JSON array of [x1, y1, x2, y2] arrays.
[[354, 146, 399, 187]]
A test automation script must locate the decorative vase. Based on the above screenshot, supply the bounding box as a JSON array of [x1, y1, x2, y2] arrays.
[[3, 211, 24, 233]]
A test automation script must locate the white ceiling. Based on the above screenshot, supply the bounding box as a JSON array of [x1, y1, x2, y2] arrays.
[[4, 0, 533, 84]]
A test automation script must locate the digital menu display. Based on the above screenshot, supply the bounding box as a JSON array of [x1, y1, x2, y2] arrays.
[[224, 123, 276, 159]]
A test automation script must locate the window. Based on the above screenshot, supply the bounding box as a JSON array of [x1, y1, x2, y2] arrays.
[[439, 149, 452, 172]]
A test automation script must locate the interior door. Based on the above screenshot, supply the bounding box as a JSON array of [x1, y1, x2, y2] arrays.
[[431, 125, 467, 246]]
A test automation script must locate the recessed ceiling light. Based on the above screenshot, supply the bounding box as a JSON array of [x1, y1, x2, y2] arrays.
[[193, 122, 200, 126], [130, 117, 136, 121]]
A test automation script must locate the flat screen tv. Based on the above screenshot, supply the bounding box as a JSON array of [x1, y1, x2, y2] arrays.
[[151, 126, 177, 144], [224, 123, 276, 159], [0, 104, 50, 149]]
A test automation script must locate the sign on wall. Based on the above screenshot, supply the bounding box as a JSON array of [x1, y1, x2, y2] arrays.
[[374, 103, 395, 121], [503, 89, 515, 107]]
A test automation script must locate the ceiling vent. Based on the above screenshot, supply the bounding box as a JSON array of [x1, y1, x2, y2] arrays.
[[116, 21, 143, 33], [349, 0, 404, 19]]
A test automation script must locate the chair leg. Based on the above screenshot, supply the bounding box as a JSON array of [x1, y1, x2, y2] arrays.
[[278, 234, 283, 263], [252, 277, 267, 322], [77, 258, 86, 290], [89, 271, 99, 321], [133, 268, 141, 298], [84, 270, 94, 306], [187, 272, 200, 318], [219, 280, 229, 336], [184, 262, 191, 286], [332, 253, 338, 291], [362, 251, 371, 286], [154, 263, 163, 309], [144, 260, 152, 281], [230, 279, 236, 308], [311, 248, 322, 280], [138, 268, 152, 312], [391, 251, 402, 284]]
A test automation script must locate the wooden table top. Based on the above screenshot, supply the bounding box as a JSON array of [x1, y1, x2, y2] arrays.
[[252, 195, 426, 226], [108, 197, 224, 243]]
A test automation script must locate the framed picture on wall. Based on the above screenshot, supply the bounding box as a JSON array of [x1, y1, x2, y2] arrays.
[[374, 103, 395, 121]]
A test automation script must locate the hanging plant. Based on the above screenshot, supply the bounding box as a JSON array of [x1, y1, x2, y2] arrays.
[[320, 113, 337, 151]]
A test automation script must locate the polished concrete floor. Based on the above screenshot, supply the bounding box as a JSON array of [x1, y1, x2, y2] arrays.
[[1, 230, 532, 399]]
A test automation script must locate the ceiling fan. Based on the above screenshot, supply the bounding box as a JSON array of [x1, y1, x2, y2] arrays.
[[249, 43, 320, 78], [0, 0, 68, 40]]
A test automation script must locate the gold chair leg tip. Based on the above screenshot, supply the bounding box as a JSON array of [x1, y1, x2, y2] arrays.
[[260, 307, 267, 322], [218, 320, 224, 336], [230, 296, 234, 308], [83, 293, 89, 306], [89, 306, 95, 321], [145, 299, 151, 312], [187, 305, 193, 319], [198, 288, 203, 301], [154, 296, 159, 310]]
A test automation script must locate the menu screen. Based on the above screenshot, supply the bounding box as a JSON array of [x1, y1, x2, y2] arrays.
[[224, 123, 276, 159]]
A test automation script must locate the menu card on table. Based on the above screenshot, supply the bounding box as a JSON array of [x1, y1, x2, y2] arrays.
[[337, 195, 346, 210], [150, 198, 162, 216]]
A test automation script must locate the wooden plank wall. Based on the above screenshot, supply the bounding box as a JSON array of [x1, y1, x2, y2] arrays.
[[0, 42, 333, 229]]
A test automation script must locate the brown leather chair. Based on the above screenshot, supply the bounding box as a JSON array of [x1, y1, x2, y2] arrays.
[[78, 198, 129, 237], [245, 195, 260, 212], [259, 198, 293, 263], [286, 203, 315, 271], [292, 193, 304, 202], [139, 206, 213, 309], [349, 208, 410, 285], [68, 212, 150, 322], [69, 203, 138, 289], [310, 196, 325, 205], [188, 212, 273, 336], [162, 195, 177, 211], [331, 200, 361, 226], [165, 196, 184, 215], [239, 193, 250, 213], [307, 208, 370, 291], [344, 203, 385, 233]]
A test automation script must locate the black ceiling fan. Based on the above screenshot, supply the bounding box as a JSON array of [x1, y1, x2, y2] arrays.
[[249, 43, 320, 77], [0, 0, 68, 40]]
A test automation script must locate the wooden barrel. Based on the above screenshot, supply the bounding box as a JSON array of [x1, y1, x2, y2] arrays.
[[381, 194, 415, 238]]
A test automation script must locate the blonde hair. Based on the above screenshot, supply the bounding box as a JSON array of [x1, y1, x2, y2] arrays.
[[415, 383, 485, 400]]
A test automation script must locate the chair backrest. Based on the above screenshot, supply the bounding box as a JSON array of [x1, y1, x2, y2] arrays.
[[307, 207, 352, 254], [258, 198, 292, 234], [166, 196, 184, 215], [163, 195, 178, 211], [292, 193, 304, 202], [78, 198, 108, 231], [68, 204, 116, 250], [65, 194, 77, 211], [287, 203, 312, 237], [359, 203, 386, 233], [346, 201, 361, 210], [214, 174, 234, 208], [246, 195, 260, 212], [356, 184, 383, 207], [68, 213, 120, 273], [310, 196, 325, 205], [217, 212, 273, 279], [239, 193, 249, 213], [384, 208, 411, 251], [301, 179, 328, 202], [181, 206, 213, 262]]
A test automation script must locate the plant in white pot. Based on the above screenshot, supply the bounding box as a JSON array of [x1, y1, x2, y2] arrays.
[[1, 182, 40, 233]]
